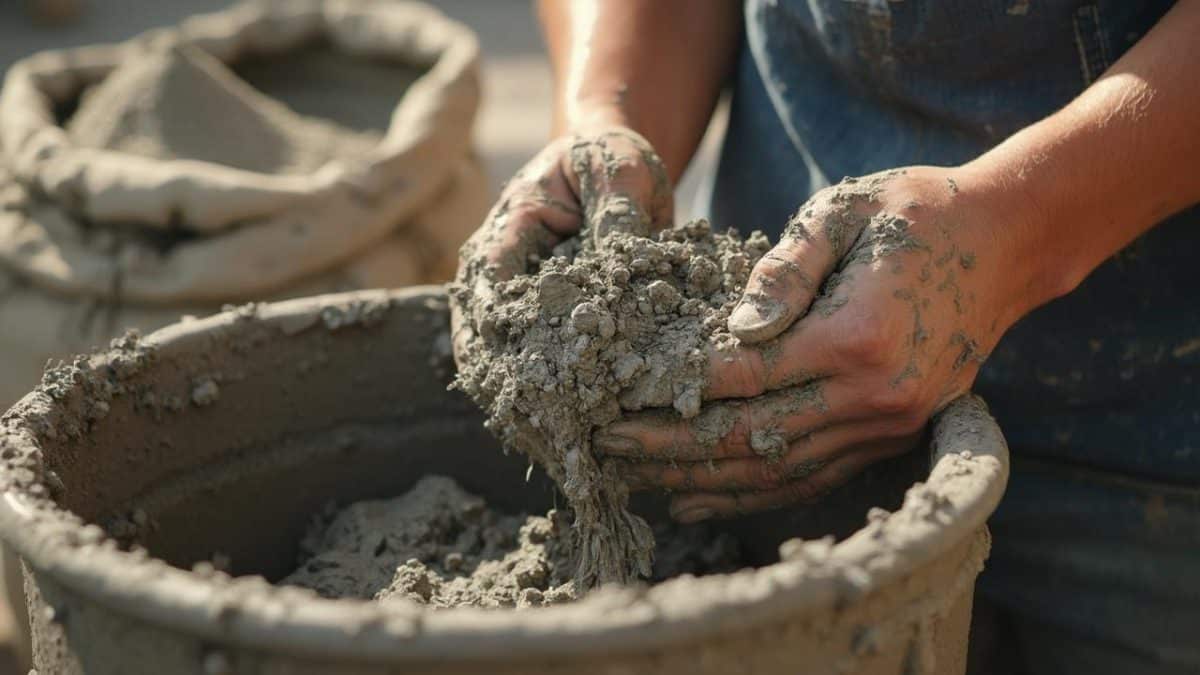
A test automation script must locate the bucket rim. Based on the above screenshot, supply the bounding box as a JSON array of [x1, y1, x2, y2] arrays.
[[0, 286, 1009, 663]]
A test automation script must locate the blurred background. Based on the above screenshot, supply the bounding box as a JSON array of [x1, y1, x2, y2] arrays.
[[0, 0, 556, 202]]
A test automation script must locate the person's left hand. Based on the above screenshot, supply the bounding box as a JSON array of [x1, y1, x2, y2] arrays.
[[594, 166, 1045, 522]]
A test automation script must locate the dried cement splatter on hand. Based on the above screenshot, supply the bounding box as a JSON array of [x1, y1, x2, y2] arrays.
[[282, 476, 743, 608], [451, 221, 769, 588]]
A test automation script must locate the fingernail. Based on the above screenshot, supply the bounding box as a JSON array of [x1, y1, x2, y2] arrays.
[[671, 505, 715, 524], [728, 298, 782, 340], [593, 433, 642, 456], [729, 299, 764, 327]]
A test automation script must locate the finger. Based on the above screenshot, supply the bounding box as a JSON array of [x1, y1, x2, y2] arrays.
[[453, 210, 560, 340], [615, 311, 840, 411], [563, 129, 674, 240], [727, 234, 832, 343], [667, 440, 912, 522], [481, 154, 584, 266], [616, 130, 674, 232], [588, 193, 664, 245], [727, 186, 878, 344], [481, 207, 570, 279], [590, 128, 674, 229], [703, 312, 839, 401], [597, 378, 872, 461], [619, 420, 917, 492], [705, 285, 899, 401], [452, 188, 578, 365]]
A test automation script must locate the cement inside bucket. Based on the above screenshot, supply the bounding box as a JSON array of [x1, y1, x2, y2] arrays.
[[99, 354, 926, 600]]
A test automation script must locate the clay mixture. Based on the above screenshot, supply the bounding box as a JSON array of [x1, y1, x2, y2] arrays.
[[452, 181, 770, 587], [282, 476, 742, 608]]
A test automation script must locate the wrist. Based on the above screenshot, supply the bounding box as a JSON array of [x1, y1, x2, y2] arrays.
[[943, 163, 1078, 332], [560, 93, 686, 183], [953, 154, 1089, 311], [560, 99, 632, 136]]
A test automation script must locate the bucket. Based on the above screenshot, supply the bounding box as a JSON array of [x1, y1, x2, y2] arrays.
[[0, 287, 1008, 674]]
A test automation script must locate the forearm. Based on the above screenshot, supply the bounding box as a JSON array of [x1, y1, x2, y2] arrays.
[[963, 0, 1200, 313], [537, 0, 741, 182]]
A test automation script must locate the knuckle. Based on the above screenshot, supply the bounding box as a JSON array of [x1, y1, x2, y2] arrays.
[[677, 464, 700, 491], [751, 460, 790, 490], [727, 351, 769, 398], [892, 406, 932, 434], [866, 380, 922, 417], [831, 319, 892, 366], [786, 477, 830, 504], [757, 247, 814, 291], [808, 185, 839, 206], [758, 245, 801, 271], [602, 157, 641, 183], [724, 400, 757, 455], [783, 192, 835, 241]]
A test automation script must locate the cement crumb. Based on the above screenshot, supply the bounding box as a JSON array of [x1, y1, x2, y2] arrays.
[[190, 378, 220, 407]]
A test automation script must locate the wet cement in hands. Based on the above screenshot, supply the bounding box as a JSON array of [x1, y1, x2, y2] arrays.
[[282, 476, 743, 608], [452, 217, 770, 589]]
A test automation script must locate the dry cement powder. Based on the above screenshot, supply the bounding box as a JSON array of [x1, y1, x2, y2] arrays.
[[282, 475, 743, 609], [67, 44, 379, 176], [452, 217, 770, 589]]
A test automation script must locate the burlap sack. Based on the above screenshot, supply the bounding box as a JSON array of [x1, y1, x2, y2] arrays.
[[0, 0, 489, 406]]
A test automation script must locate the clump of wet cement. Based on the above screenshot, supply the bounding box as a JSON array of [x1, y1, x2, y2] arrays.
[[282, 476, 743, 608], [452, 220, 770, 588]]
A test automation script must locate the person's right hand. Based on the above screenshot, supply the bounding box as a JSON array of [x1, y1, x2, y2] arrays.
[[450, 126, 672, 367]]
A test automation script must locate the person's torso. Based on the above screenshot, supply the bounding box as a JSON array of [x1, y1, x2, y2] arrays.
[[710, 0, 1200, 483]]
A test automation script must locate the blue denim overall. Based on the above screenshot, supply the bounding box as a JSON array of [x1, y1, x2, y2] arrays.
[[708, 2, 1200, 673]]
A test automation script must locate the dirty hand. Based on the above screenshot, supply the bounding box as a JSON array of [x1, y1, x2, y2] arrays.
[[598, 167, 1041, 521], [450, 126, 672, 366]]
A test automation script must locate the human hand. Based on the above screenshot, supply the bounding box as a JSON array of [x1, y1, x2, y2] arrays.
[[596, 167, 1041, 521], [450, 126, 672, 367]]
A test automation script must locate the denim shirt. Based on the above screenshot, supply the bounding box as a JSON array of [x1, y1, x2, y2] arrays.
[[710, 0, 1199, 484]]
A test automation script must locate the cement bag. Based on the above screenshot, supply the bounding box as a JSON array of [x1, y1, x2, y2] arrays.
[[0, 0, 488, 405]]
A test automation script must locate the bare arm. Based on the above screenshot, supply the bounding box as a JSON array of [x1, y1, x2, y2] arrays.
[[537, 0, 742, 182], [965, 0, 1200, 311]]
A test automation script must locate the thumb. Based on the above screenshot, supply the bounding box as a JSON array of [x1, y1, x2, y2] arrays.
[[728, 233, 838, 343], [730, 190, 875, 343]]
